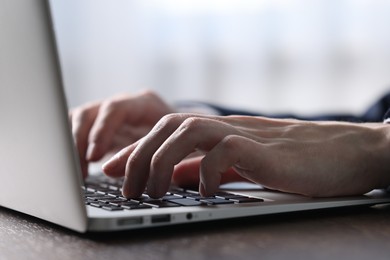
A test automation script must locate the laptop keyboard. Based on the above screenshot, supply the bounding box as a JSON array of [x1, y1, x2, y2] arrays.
[[83, 175, 264, 211]]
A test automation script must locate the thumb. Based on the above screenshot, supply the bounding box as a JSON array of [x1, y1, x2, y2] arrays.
[[172, 156, 249, 190], [102, 142, 138, 177]]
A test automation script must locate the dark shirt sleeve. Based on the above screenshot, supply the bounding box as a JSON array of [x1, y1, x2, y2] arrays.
[[384, 108, 390, 123]]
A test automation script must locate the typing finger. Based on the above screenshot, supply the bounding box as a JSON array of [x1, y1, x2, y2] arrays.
[[70, 102, 100, 177], [199, 135, 266, 196], [87, 97, 133, 161], [122, 114, 189, 198], [172, 156, 249, 189], [146, 117, 260, 198], [102, 140, 140, 177]]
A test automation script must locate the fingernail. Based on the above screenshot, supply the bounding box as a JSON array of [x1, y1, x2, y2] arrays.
[[122, 177, 132, 198], [102, 154, 119, 172], [102, 159, 117, 173], [86, 143, 96, 160], [122, 172, 147, 199], [199, 181, 206, 197]]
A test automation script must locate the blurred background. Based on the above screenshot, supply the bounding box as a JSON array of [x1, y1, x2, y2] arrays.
[[51, 0, 390, 116]]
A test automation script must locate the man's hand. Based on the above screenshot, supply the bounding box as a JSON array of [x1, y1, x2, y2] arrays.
[[102, 114, 390, 198], [69, 90, 174, 177]]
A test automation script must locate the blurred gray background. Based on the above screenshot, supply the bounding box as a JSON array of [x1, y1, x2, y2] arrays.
[[51, 0, 390, 116]]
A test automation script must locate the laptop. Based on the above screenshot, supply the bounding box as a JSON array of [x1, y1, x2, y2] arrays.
[[1, 0, 390, 233]]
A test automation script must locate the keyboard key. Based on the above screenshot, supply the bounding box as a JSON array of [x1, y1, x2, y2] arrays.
[[113, 201, 137, 208], [98, 196, 125, 203], [86, 187, 98, 192], [172, 192, 203, 200], [108, 185, 121, 190], [130, 194, 150, 202], [229, 197, 264, 203], [141, 200, 182, 208], [107, 198, 128, 205], [107, 190, 123, 197], [161, 195, 183, 200], [101, 205, 124, 211], [85, 193, 105, 198], [85, 198, 96, 204], [200, 198, 235, 205], [111, 201, 153, 210], [215, 193, 247, 200], [84, 190, 95, 195], [121, 202, 153, 210], [96, 188, 114, 194], [85, 178, 265, 211], [168, 198, 205, 206], [89, 201, 107, 208]]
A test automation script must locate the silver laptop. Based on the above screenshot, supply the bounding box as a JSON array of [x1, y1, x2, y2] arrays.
[[1, 0, 390, 233]]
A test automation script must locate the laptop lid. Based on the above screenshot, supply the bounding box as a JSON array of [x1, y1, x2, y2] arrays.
[[0, 0, 87, 232]]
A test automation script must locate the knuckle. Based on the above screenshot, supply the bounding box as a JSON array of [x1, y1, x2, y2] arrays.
[[200, 156, 213, 172], [70, 108, 81, 119], [160, 113, 179, 122], [180, 117, 204, 132], [151, 152, 164, 170], [104, 92, 139, 111], [70, 102, 98, 126], [141, 89, 158, 99], [221, 135, 241, 149], [72, 108, 89, 125], [101, 98, 121, 111], [126, 152, 141, 170], [155, 114, 181, 130]]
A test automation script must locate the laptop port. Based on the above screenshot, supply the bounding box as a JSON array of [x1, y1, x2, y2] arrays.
[[117, 217, 143, 226], [151, 214, 171, 223]]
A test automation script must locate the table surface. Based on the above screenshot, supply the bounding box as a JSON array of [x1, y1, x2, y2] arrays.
[[1, 203, 390, 260]]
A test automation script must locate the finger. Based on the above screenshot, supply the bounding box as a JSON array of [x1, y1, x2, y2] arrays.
[[172, 157, 202, 189], [122, 113, 263, 198], [199, 135, 266, 196], [70, 102, 100, 177], [122, 114, 189, 198], [147, 117, 260, 198], [172, 156, 248, 189], [102, 141, 139, 177], [87, 91, 173, 161], [86, 97, 131, 161]]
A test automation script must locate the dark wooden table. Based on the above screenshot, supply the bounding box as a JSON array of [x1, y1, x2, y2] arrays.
[[1, 204, 390, 260]]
